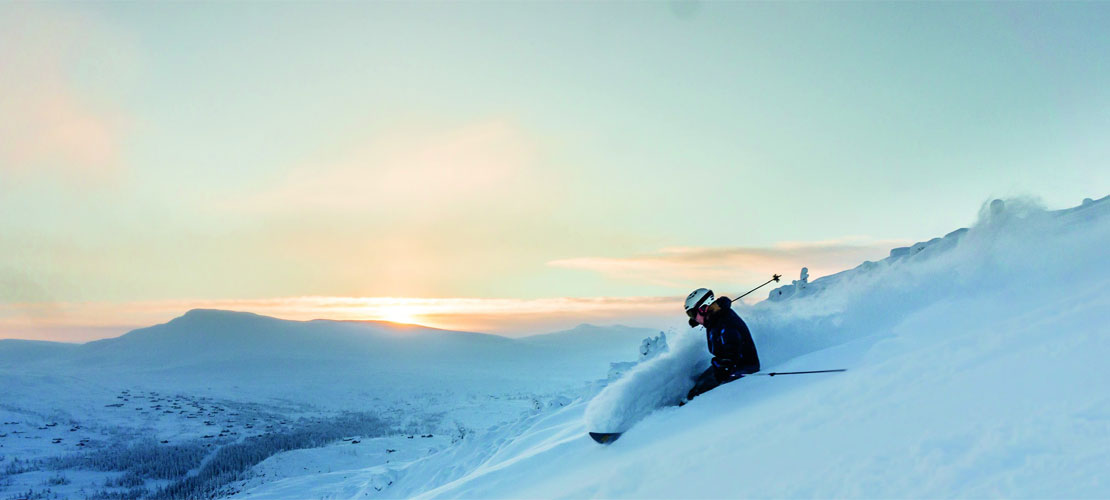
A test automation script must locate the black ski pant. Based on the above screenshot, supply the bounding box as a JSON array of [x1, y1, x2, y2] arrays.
[[686, 364, 758, 401]]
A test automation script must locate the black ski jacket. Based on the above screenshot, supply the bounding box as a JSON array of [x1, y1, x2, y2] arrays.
[[702, 297, 760, 376]]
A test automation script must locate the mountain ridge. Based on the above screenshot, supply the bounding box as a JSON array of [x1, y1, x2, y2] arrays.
[[0, 308, 662, 389]]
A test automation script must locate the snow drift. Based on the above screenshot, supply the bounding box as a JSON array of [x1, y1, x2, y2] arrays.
[[584, 329, 706, 433]]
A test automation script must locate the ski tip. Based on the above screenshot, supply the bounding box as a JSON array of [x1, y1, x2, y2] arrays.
[[589, 432, 622, 445]]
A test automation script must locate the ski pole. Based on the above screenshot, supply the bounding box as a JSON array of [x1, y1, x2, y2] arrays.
[[735, 274, 782, 300], [751, 369, 847, 377]]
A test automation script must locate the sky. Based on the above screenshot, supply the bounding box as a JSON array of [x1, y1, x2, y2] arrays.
[[2, 1, 1108, 341]]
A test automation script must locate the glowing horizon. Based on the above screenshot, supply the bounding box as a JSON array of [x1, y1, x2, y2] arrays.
[[2, 2, 1107, 344], [0, 295, 688, 343]]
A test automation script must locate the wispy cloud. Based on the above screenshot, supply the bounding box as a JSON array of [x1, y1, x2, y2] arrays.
[[194, 118, 563, 299], [0, 4, 132, 181], [0, 235, 905, 342], [224, 118, 541, 214], [549, 238, 909, 288]]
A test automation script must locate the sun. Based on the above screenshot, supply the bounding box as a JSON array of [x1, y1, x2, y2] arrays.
[[381, 310, 419, 325]]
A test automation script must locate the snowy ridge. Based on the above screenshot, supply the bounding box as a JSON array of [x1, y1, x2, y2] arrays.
[[749, 195, 1108, 368], [0, 339, 79, 365]]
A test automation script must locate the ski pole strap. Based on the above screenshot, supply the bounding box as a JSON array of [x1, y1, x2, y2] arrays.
[[753, 369, 847, 377]]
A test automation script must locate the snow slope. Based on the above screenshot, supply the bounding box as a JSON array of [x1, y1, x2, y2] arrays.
[[6, 196, 1107, 499], [278, 196, 1108, 499]]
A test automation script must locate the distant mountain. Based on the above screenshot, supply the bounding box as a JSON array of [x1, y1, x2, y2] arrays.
[[71, 308, 518, 368], [0, 310, 662, 395], [520, 323, 661, 346], [0, 339, 80, 365]]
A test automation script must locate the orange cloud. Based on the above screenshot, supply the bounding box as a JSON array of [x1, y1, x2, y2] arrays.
[[227, 118, 540, 214], [0, 4, 130, 180], [548, 238, 909, 288], [202, 118, 556, 299]]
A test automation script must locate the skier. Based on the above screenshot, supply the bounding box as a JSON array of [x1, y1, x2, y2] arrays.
[[684, 288, 760, 401]]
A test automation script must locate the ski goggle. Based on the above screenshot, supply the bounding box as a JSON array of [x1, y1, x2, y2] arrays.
[[685, 298, 714, 319]]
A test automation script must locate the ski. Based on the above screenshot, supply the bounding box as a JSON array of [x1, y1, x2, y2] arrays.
[[589, 432, 622, 445]]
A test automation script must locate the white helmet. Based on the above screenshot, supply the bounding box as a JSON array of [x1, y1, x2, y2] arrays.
[[684, 288, 714, 317]]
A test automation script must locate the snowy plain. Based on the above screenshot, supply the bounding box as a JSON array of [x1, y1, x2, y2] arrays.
[[2, 195, 1108, 499], [0, 312, 661, 498]]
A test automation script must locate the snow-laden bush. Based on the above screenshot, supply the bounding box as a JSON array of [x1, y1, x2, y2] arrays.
[[606, 331, 671, 381], [43, 474, 68, 486]]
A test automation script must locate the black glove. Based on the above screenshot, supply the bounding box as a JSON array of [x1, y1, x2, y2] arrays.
[[713, 359, 743, 381]]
